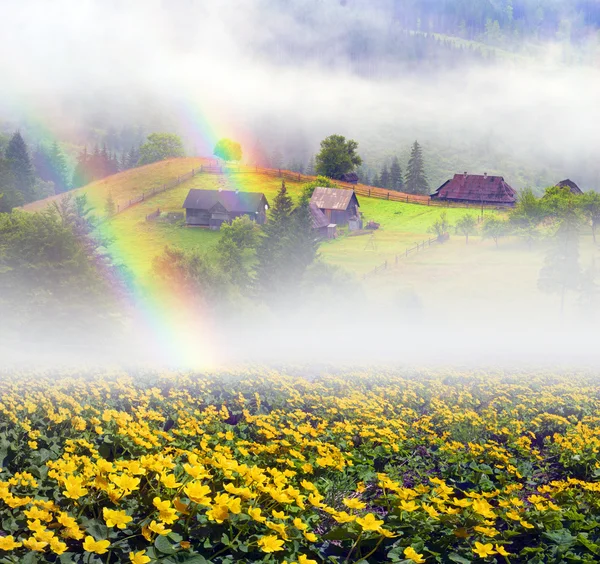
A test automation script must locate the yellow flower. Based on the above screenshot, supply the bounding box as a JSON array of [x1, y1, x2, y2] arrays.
[[293, 517, 308, 530], [272, 509, 288, 520], [0, 535, 22, 550], [49, 537, 68, 555], [304, 532, 318, 542], [356, 513, 384, 531], [505, 510, 521, 521], [520, 520, 534, 529], [206, 505, 229, 523], [148, 520, 172, 536], [472, 542, 496, 558], [130, 550, 151, 564], [404, 546, 426, 563], [378, 528, 398, 538], [82, 536, 111, 555], [258, 535, 285, 553], [160, 473, 182, 489], [333, 511, 356, 523], [23, 537, 48, 552], [343, 497, 366, 510], [63, 476, 88, 499], [103, 507, 133, 529], [495, 545, 511, 556], [473, 526, 499, 537], [248, 507, 266, 523], [153, 497, 178, 524], [401, 500, 419, 512], [184, 482, 212, 505]]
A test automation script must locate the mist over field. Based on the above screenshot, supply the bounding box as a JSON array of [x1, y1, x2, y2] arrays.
[[2, 0, 600, 370]]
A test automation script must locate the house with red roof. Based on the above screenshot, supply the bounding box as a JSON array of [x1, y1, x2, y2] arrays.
[[431, 172, 517, 206]]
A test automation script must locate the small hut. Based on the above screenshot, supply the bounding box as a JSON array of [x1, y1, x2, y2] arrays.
[[556, 179, 584, 195], [340, 172, 359, 184]]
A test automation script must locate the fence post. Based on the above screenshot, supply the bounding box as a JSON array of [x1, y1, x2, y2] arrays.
[[278, 169, 281, 177], [368, 188, 371, 197], [427, 199, 430, 206], [406, 195, 408, 203], [387, 191, 390, 200]]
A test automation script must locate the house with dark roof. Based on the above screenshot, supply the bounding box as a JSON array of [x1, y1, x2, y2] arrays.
[[182, 189, 269, 229], [556, 179, 584, 195], [431, 173, 517, 206], [310, 187, 361, 227]]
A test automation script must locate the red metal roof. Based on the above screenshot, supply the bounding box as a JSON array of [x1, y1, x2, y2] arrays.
[[431, 174, 517, 205]]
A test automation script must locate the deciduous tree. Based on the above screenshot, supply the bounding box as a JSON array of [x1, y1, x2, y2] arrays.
[[315, 134, 362, 180]]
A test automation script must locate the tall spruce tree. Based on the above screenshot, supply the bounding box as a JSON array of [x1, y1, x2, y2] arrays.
[[5, 132, 35, 203], [405, 141, 429, 195], [0, 157, 21, 212], [380, 164, 391, 189], [255, 180, 294, 297], [390, 156, 404, 191]]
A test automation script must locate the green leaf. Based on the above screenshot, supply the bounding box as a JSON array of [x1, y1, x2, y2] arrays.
[[155, 534, 177, 554], [323, 527, 354, 541], [448, 553, 472, 563], [168, 531, 183, 543], [543, 529, 576, 547]]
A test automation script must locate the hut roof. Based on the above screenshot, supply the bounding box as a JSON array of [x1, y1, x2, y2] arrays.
[[340, 172, 359, 183], [310, 187, 358, 210], [557, 179, 583, 195], [183, 189, 267, 213], [309, 203, 330, 229], [431, 173, 517, 205]]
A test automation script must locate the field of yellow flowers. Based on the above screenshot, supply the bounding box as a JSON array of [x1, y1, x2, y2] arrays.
[[0, 368, 599, 563]]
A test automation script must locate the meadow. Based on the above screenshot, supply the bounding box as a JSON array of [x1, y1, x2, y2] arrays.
[[1, 369, 600, 563]]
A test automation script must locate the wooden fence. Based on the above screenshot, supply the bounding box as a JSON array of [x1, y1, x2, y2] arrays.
[[362, 236, 440, 280], [104, 162, 507, 221]]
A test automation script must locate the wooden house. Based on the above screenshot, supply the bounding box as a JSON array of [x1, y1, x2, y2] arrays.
[[310, 187, 361, 227], [431, 172, 517, 206], [556, 179, 584, 195], [183, 189, 269, 229]]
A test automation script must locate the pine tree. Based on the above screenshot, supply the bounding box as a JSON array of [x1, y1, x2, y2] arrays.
[[72, 147, 90, 188], [380, 164, 391, 189], [0, 157, 21, 212], [48, 142, 70, 193], [5, 132, 35, 203], [127, 146, 139, 169], [255, 180, 294, 297], [405, 141, 429, 195], [306, 155, 316, 176], [372, 172, 380, 187], [390, 156, 404, 191]]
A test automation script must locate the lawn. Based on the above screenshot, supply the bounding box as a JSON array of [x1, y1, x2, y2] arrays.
[[102, 171, 305, 284], [21, 157, 210, 216]]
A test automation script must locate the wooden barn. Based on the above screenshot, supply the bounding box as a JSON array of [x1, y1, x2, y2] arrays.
[[183, 189, 269, 229], [310, 187, 361, 227], [431, 172, 517, 206], [556, 179, 584, 195]]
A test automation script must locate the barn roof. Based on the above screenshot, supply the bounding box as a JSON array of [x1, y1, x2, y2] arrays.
[[557, 179, 583, 195], [183, 189, 267, 213], [309, 203, 329, 229], [310, 187, 358, 210], [431, 173, 517, 205]]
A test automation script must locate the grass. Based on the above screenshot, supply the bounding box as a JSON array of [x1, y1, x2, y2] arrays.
[[21, 157, 211, 215]]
